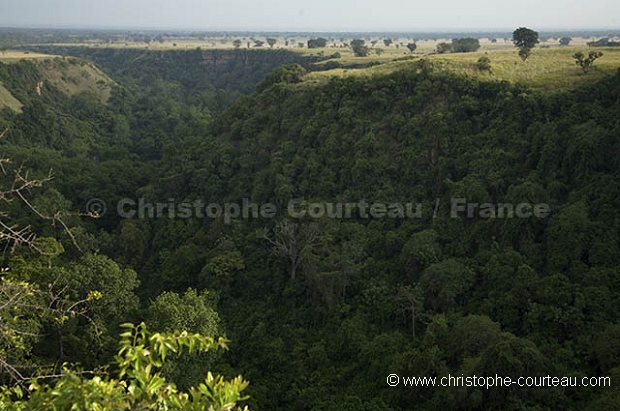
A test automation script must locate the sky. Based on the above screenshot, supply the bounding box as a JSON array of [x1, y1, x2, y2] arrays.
[[0, 0, 618, 32]]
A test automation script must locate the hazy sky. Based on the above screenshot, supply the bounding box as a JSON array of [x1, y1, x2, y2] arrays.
[[0, 0, 618, 31]]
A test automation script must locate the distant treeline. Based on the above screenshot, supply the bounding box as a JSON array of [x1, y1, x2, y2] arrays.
[[1, 27, 620, 47]]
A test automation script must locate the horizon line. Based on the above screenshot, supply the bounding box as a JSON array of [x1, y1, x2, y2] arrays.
[[0, 25, 619, 34]]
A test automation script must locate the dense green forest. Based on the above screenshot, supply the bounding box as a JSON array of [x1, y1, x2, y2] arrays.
[[0, 48, 619, 410]]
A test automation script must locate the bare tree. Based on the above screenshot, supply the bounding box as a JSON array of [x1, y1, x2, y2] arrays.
[[0, 128, 99, 385], [395, 285, 423, 340], [0, 278, 99, 386], [262, 220, 320, 279], [0, 129, 97, 257]]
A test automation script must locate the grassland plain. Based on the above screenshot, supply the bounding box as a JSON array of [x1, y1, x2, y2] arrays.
[[28, 35, 595, 53], [305, 47, 620, 91], [0, 50, 60, 61], [33, 36, 617, 92]]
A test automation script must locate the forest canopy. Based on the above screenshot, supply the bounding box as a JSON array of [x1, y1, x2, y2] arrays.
[[0, 45, 619, 411]]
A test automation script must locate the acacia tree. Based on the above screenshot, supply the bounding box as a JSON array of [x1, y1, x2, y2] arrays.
[[266, 38, 277, 48], [406, 43, 417, 53], [512, 27, 539, 61]]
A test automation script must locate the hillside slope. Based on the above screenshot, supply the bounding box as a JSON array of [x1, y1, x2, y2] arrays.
[[0, 55, 114, 112], [130, 61, 620, 411], [0, 80, 22, 112], [25, 46, 319, 111]]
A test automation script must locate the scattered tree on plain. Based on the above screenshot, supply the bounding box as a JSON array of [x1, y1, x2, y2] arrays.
[[436, 42, 452, 54], [573, 51, 603, 73], [451, 37, 480, 52], [433, 38, 480, 54], [266, 38, 277, 48], [351, 39, 370, 57], [559, 37, 572, 46], [406, 43, 417, 53], [307, 37, 327, 48], [477, 55, 492, 72], [512, 27, 539, 61]]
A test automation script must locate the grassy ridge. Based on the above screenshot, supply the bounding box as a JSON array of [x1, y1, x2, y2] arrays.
[[35, 57, 115, 103], [0, 51, 60, 111], [0, 54, 115, 111], [0, 50, 59, 61]]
